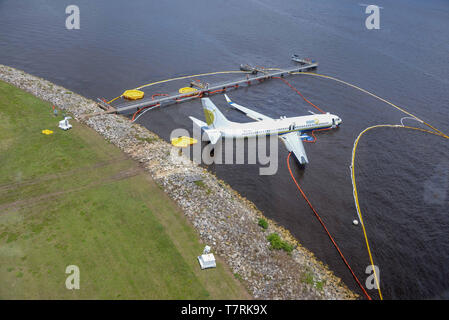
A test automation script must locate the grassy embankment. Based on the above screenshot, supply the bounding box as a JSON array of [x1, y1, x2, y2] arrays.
[[0, 80, 249, 299]]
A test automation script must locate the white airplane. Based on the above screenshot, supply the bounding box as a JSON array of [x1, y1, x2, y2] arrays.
[[189, 94, 342, 164]]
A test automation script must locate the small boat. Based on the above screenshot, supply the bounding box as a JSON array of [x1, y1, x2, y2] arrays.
[[190, 79, 207, 89], [291, 54, 316, 65], [239, 64, 258, 74]]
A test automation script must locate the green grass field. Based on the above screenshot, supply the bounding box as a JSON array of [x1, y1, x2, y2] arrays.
[[0, 80, 249, 299]]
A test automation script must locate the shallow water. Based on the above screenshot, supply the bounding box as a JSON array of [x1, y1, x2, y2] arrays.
[[1, 0, 448, 299]]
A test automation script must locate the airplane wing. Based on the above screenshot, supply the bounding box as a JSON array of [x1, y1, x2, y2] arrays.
[[224, 94, 272, 122], [280, 132, 309, 164]]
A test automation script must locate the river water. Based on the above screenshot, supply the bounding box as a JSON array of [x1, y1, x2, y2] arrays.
[[1, 0, 448, 299]]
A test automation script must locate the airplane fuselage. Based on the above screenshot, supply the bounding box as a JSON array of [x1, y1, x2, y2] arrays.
[[190, 95, 343, 165], [216, 113, 341, 138]]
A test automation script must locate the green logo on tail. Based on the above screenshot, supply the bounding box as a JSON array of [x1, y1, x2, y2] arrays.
[[204, 109, 215, 126]]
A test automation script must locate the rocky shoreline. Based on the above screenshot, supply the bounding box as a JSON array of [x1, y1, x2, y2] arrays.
[[0, 64, 358, 300]]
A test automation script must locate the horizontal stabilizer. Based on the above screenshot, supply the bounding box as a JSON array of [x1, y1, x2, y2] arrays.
[[189, 116, 208, 129]]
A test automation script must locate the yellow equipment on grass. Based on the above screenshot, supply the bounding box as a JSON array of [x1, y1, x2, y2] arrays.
[[41, 129, 54, 135]]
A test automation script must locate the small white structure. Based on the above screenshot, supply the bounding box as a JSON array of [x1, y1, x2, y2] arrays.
[[59, 117, 72, 130], [197, 245, 216, 270]]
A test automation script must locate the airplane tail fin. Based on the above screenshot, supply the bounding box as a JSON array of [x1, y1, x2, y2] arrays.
[[201, 98, 231, 129]]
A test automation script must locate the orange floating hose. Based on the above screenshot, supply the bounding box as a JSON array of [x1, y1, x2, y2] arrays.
[[304, 127, 333, 143]]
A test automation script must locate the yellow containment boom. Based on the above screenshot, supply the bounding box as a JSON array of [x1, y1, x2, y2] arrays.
[[123, 89, 145, 100], [171, 136, 198, 147]]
